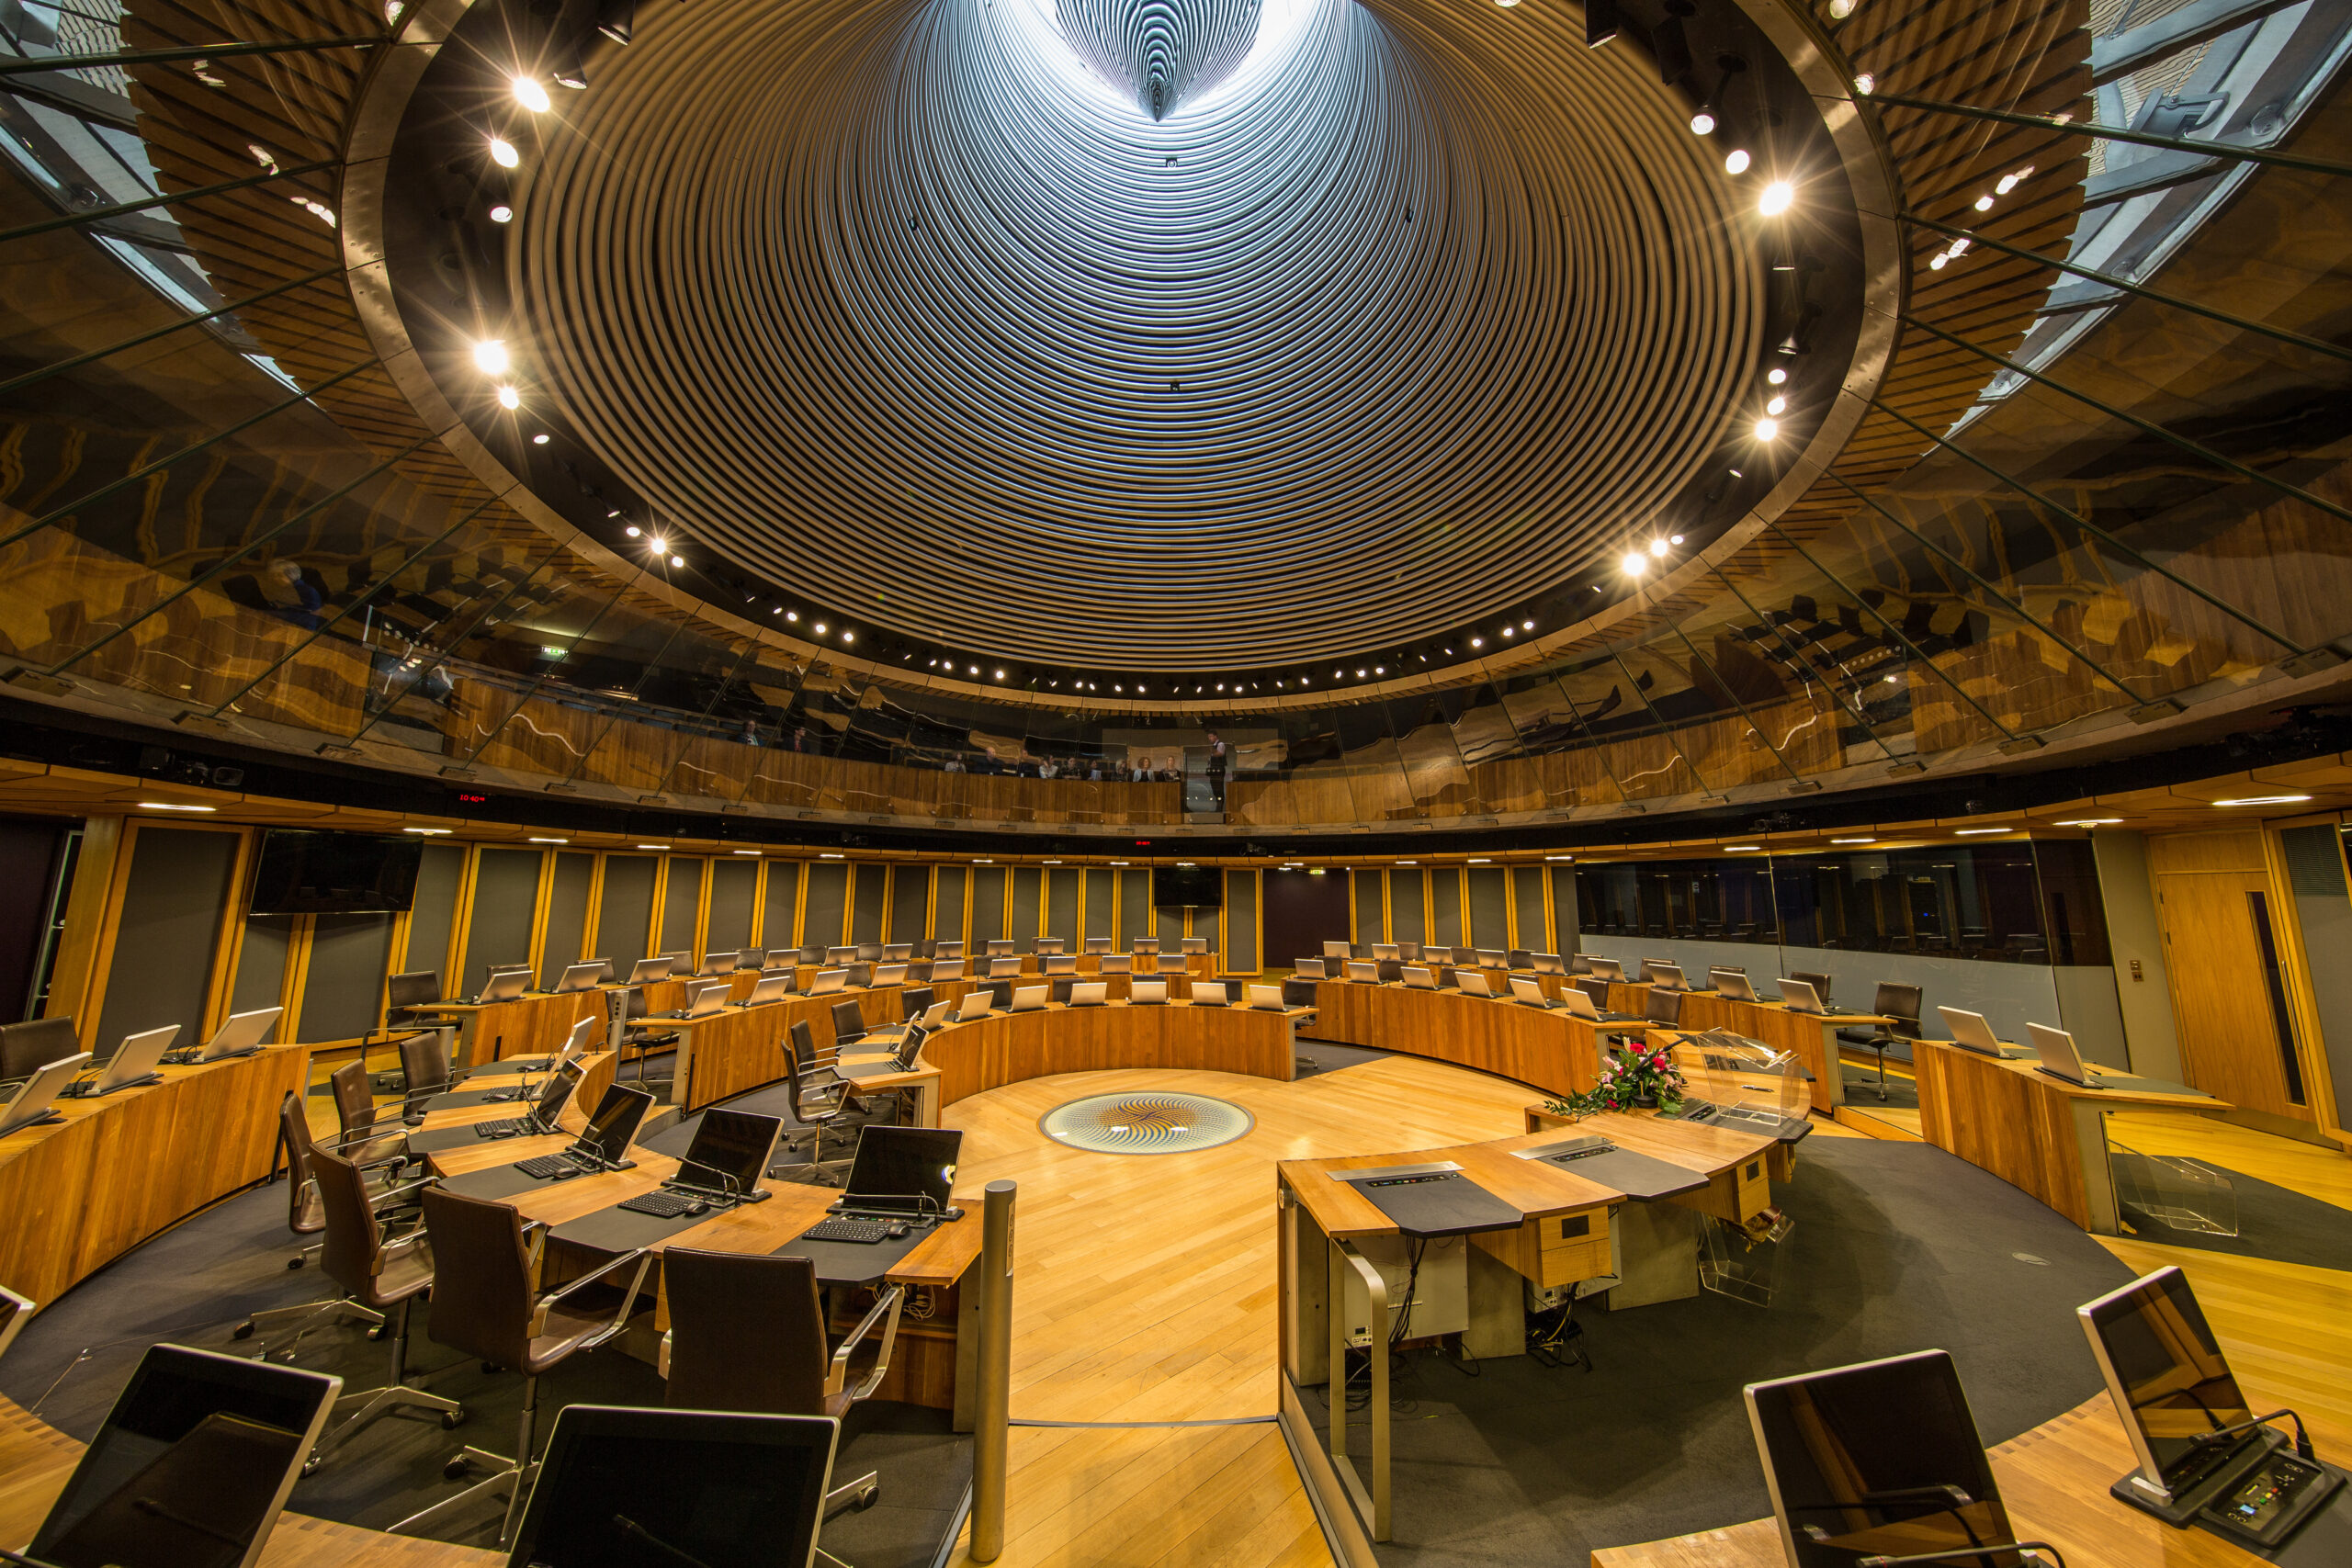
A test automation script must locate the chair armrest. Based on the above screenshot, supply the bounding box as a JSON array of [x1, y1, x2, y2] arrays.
[[657, 1328, 672, 1381], [530, 1248, 655, 1346], [826, 1285, 905, 1402]]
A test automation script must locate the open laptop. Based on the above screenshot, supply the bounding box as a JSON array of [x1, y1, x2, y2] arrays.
[[28, 1343, 339, 1568], [1531, 953, 1566, 975], [62, 1024, 177, 1098], [620, 1107, 783, 1214], [1558, 987, 1637, 1023], [421, 1056, 586, 1147], [934, 941, 965, 959], [954, 990, 996, 1021], [734, 970, 795, 1007], [1939, 1006, 2030, 1059], [1044, 953, 1077, 975], [550, 962, 605, 994], [503, 1405, 835, 1568], [883, 943, 913, 961], [2029, 1022, 2109, 1087], [651, 981, 730, 1021], [931, 958, 967, 981], [514, 1083, 654, 1180], [1011, 985, 1048, 1012], [1644, 962, 1687, 990], [1402, 965, 1438, 989], [820, 1125, 963, 1224], [808, 968, 850, 996], [1372, 943, 1400, 962], [1322, 941, 1351, 961], [1131, 979, 1169, 1005], [1711, 968, 1758, 1001], [1343, 960, 1378, 983], [1747, 1349, 2021, 1568], [626, 956, 675, 985], [736, 948, 766, 971], [1509, 976, 1558, 1010], [1453, 970, 1493, 996], [915, 999, 956, 1028], [472, 967, 531, 1005], [164, 1005, 283, 1066], [1069, 981, 1108, 1007], [1586, 956, 1626, 982], [0, 1052, 92, 1137], [827, 946, 857, 964], [1776, 978, 1826, 1015], [697, 953, 740, 978], [1245, 984, 1285, 1010], [874, 963, 909, 987], [985, 955, 1020, 978]]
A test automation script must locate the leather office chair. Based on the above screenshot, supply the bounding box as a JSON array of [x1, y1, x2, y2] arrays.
[[270, 1145, 461, 1471], [397, 1187, 651, 1545], [384, 971, 442, 1038], [899, 986, 934, 1022], [1792, 970, 1834, 1004], [1376, 959, 1403, 983], [831, 998, 868, 1049], [0, 1015, 78, 1082], [1282, 976, 1318, 1009], [616, 988, 682, 1091], [1509, 949, 1534, 970], [659, 1249, 897, 1516], [847, 962, 874, 988], [329, 1059, 412, 1167], [1575, 977, 1611, 1010], [982, 978, 1015, 1010], [396, 1031, 456, 1124], [771, 1021, 854, 1184], [1396, 942, 1422, 962], [1837, 982, 1924, 1100], [1050, 977, 1076, 1004], [246, 1092, 414, 1335]]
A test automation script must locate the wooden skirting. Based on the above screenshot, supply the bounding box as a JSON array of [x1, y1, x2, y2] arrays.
[[0, 1043, 309, 1311], [922, 1000, 1308, 1107]]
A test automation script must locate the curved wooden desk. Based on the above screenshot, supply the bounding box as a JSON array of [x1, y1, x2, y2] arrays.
[[913, 997, 1315, 1108], [0, 1043, 310, 1313]]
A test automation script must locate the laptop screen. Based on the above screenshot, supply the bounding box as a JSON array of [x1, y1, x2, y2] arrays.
[[843, 1126, 961, 1212], [202, 1007, 281, 1056], [532, 1059, 585, 1122], [2079, 1267, 2256, 1494], [679, 1109, 781, 1198], [574, 1086, 653, 1165]]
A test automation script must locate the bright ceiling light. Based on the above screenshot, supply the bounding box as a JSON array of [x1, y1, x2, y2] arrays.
[[1690, 109, 1715, 136], [1830, 837, 1875, 844], [1470, 636, 1485, 647], [1622, 552, 1647, 575], [488, 136, 519, 168], [1754, 417, 1780, 441], [404, 827, 452, 835], [994, 669, 1006, 679], [140, 801, 216, 811], [472, 339, 510, 375], [511, 75, 551, 112], [1767, 367, 1787, 385], [649, 536, 668, 553], [529, 835, 568, 843], [1724, 844, 1761, 851], [495, 385, 520, 410], [1766, 394, 1787, 415], [1724, 148, 1751, 175], [625, 525, 640, 537], [2214, 795, 2312, 807], [1954, 827, 2013, 835], [1648, 536, 1670, 557], [1758, 181, 1795, 216], [1828, 0, 1856, 16], [2056, 818, 2122, 827], [1973, 195, 1995, 211], [489, 204, 514, 223], [1854, 73, 1874, 94], [669, 554, 684, 568], [531, 432, 548, 444]]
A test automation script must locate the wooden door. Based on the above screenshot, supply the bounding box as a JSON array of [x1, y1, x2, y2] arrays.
[[2149, 832, 2312, 1120]]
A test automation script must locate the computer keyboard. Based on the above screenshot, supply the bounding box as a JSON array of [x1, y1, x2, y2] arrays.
[[618, 1188, 712, 1218], [515, 1152, 588, 1179], [800, 1216, 895, 1243], [472, 1116, 530, 1138]]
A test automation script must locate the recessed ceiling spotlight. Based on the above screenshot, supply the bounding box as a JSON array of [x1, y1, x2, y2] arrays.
[[489, 204, 514, 223], [1754, 417, 1780, 440], [967, 663, 979, 674], [1622, 552, 1646, 575], [495, 385, 520, 410], [1724, 148, 1751, 175], [511, 75, 550, 112], [1853, 72, 1875, 94], [649, 536, 668, 552], [488, 136, 519, 168], [1767, 367, 1787, 385], [1974, 194, 1996, 211], [995, 669, 1006, 679], [1766, 394, 1787, 415], [1522, 618, 1535, 629], [1690, 108, 1715, 135], [786, 611, 798, 622], [625, 525, 641, 537], [1469, 636, 1484, 648], [531, 432, 548, 444], [1758, 181, 1795, 216], [1648, 536, 1670, 557], [1828, 0, 1855, 16], [840, 630, 854, 643], [669, 554, 684, 568]]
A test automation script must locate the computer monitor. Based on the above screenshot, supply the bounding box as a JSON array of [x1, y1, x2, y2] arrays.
[[1777, 978, 1825, 1015], [525, 1057, 585, 1132], [1747, 1349, 2023, 1568], [0, 1053, 90, 1137], [698, 953, 739, 978], [504, 1405, 834, 1568], [84, 1025, 177, 1095], [627, 956, 674, 985], [30, 1343, 339, 1568], [1453, 970, 1492, 997], [1247, 984, 1285, 1010], [917, 999, 956, 1028], [2078, 1267, 2258, 1505], [740, 971, 793, 1006], [986, 956, 1020, 978], [1011, 986, 1048, 1012], [1402, 966, 1437, 990], [675, 1108, 783, 1201], [1131, 979, 1168, 1005], [1070, 981, 1108, 1007], [1586, 956, 1626, 982], [1646, 963, 1686, 991], [552, 963, 605, 994], [874, 964, 909, 987], [809, 969, 849, 996], [883, 943, 913, 962], [1938, 1007, 2006, 1056], [571, 1084, 654, 1167], [1343, 960, 1377, 983], [478, 968, 530, 1004], [1531, 953, 1566, 975], [1712, 969, 1758, 1002], [1509, 976, 1551, 1009], [1133, 938, 1160, 955], [2029, 1022, 2098, 1086], [842, 1125, 962, 1214], [955, 990, 995, 1021], [933, 941, 965, 959], [187, 1006, 283, 1063], [1372, 943, 1400, 962], [736, 948, 766, 971]]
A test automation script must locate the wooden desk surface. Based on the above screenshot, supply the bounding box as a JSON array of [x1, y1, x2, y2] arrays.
[[1591, 1394, 2278, 1568]]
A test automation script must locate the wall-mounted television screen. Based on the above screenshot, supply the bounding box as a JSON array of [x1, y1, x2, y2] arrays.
[[1152, 864, 1222, 908], [249, 829, 424, 915]]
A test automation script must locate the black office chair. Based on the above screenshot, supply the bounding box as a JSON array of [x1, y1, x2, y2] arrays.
[[983, 978, 1015, 1010], [1376, 959, 1404, 983], [854, 942, 884, 963], [1836, 982, 1924, 1100], [0, 1015, 78, 1082], [395, 1032, 457, 1124], [1644, 988, 1683, 1028], [770, 1021, 853, 1185], [384, 970, 442, 1038], [1791, 970, 1834, 1004], [1282, 976, 1319, 1008], [617, 989, 682, 1090], [899, 986, 935, 1022], [1050, 977, 1076, 1003], [846, 962, 874, 988]]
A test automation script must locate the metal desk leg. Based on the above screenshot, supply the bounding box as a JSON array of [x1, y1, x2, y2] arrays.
[[2075, 1100, 2120, 1234], [1327, 1238, 1390, 1542]]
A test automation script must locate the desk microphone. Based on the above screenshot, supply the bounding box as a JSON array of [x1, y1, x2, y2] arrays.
[[2187, 1406, 2315, 1460]]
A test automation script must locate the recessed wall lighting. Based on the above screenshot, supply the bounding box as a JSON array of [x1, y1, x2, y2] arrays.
[[821, 852, 848, 858], [1954, 827, 2014, 835], [139, 801, 217, 811], [1830, 837, 1875, 844], [528, 835, 567, 843], [1724, 844, 1761, 852], [404, 827, 453, 835], [2214, 795, 2312, 807], [732, 849, 762, 855], [2055, 818, 2122, 827]]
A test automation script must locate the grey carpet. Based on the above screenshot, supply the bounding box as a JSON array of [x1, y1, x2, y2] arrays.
[[1294, 1041, 1395, 1077], [1314, 1136, 2136, 1567], [2110, 1153, 2352, 1271]]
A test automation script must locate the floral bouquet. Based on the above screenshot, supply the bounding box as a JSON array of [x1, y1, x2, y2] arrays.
[[1542, 1041, 1688, 1119]]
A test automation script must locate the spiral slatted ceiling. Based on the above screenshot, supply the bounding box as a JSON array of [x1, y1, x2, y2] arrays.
[[515, 0, 1759, 672], [1057, 0, 1263, 118]]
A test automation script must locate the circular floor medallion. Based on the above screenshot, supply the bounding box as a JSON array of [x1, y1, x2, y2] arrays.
[[1038, 1091, 1255, 1155]]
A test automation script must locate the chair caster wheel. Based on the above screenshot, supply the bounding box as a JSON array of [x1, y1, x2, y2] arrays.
[[445, 1457, 472, 1481], [288, 1257, 305, 1270], [853, 1484, 878, 1511], [302, 1454, 324, 1477], [442, 1409, 469, 1430], [232, 1321, 255, 1340], [482, 1360, 501, 1373]]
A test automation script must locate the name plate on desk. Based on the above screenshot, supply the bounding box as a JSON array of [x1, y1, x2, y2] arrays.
[[1336, 1161, 1525, 1237]]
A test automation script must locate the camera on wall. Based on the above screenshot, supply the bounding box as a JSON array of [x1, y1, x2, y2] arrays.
[[135, 745, 243, 790]]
